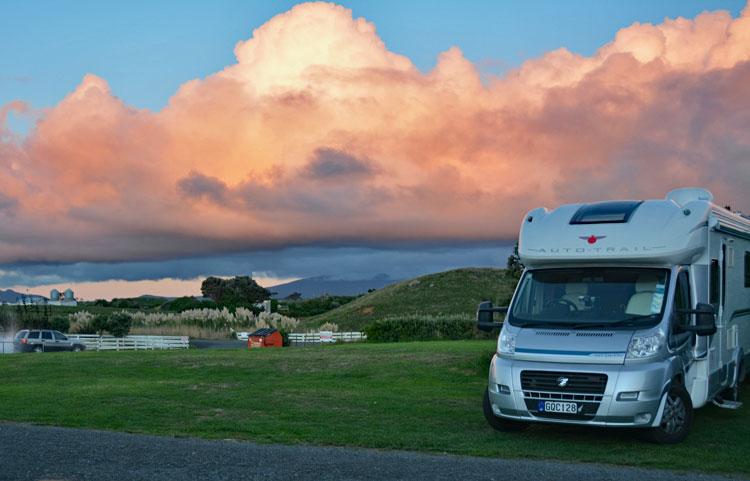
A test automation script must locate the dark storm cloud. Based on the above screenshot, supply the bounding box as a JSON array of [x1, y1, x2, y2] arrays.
[[304, 148, 376, 179], [177, 171, 229, 203], [0, 244, 513, 288]]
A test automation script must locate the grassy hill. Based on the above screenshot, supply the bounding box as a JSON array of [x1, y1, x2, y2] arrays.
[[305, 268, 518, 330]]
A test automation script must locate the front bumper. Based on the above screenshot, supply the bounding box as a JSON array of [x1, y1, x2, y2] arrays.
[[487, 354, 671, 427]]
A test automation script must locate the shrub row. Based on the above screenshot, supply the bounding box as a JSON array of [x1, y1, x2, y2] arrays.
[[364, 315, 493, 342]]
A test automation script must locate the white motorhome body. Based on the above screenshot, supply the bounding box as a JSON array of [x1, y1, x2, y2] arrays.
[[481, 188, 750, 443]]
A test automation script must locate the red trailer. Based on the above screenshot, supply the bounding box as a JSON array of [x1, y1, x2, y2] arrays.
[[247, 328, 283, 349]]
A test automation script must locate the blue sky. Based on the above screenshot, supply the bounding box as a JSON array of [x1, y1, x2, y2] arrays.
[[2, 1, 744, 111], [0, 1, 746, 298]]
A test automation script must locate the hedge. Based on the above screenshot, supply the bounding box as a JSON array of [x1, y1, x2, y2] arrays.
[[364, 316, 493, 342]]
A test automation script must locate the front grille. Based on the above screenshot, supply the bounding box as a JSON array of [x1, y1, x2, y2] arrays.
[[520, 371, 607, 394], [522, 390, 603, 403]]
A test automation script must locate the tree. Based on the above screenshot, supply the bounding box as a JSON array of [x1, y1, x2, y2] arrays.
[[106, 312, 132, 337], [90, 313, 132, 337], [200, 276, 271, 307], [506, 242, 524, 280], [200, 276, 225, 302]]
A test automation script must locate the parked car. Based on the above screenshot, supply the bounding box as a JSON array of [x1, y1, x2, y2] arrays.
[[13, 329, 86, 353]]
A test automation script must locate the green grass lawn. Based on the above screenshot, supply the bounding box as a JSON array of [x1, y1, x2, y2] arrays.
[[0, 341, 748, 475]]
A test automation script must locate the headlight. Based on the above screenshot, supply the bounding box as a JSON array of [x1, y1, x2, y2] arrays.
[[626, 331, 665, 359], [498, 329, 516, 356]]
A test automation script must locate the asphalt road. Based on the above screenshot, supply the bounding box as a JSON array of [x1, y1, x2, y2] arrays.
[[0, 423, 745, 481]]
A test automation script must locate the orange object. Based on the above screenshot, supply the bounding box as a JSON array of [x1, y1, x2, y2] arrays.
[[247, 328, 283, 348]]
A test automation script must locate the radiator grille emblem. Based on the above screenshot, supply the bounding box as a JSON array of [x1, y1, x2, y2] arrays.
[[557, 376, 570, 388]]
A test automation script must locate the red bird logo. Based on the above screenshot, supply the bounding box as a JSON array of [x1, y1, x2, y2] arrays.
[[580, 235, 606, 244]]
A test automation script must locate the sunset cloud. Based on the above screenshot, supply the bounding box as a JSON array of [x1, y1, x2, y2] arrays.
[[1, 2, 749, 264]]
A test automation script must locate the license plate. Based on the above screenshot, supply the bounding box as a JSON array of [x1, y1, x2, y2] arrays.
[[538, 400, 579, 414]]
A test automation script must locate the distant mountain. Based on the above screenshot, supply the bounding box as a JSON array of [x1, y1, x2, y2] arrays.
[[0, 289, 38, 303], [269, 274, 398, 299]]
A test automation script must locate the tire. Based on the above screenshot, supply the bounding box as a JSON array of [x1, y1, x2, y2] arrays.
[[645, 384, 693, 444], [32, 346, 43, 353], [73, 345, 82, 352], [483, 387, 528, 432]]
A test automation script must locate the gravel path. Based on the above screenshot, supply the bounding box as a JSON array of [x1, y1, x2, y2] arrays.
[[0, 423, 745, 481]]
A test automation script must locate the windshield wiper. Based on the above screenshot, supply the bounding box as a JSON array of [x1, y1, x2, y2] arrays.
[[619, 313, 660, 322], [559, 315, 661, 330], [513, 320, 572, 328]]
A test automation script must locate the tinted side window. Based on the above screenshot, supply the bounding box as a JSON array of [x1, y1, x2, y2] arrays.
[[27, 331, 40, 339], [41, 331, 52, 340], [53, 332, 67, 341], [673, 272, 691, 331], [710, 259, 719, 306]]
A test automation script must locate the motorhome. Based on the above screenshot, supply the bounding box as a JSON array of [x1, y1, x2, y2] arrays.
[[478, 188, 750, 443]]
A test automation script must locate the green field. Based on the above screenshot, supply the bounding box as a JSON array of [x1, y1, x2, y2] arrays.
[[307, 268, 517, 330], [0, 341, 748, 475]]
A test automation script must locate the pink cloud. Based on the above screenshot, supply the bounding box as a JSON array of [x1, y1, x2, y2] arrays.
[[1, 2, 749, 263]]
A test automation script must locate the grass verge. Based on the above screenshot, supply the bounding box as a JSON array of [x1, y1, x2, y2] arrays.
[[0, 341, 747, 475]]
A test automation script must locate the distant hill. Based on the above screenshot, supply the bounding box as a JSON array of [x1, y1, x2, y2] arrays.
[[0, 289, 34, 303], [304, 268, 518, 330], [269, 274, 398, 299]]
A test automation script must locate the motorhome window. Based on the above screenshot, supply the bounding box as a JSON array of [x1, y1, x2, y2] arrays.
[[722, 245, 727, 308], [508, 267, 669, 328], [710, 259, 719, 305], [569, 201, 643, 224], [671, 271, 692, 347]]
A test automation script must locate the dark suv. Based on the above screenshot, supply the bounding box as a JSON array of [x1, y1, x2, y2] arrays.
[[13, 330, 86, 353]]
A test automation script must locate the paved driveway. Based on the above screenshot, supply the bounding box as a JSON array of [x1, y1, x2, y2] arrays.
[[0, 423, 744, 481]]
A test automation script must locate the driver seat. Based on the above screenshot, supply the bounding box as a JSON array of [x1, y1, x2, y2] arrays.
[[625, 276, 658, 316], [561, 283, 587, 310]]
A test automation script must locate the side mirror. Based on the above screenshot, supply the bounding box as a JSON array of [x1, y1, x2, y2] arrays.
[[476, 301, 507, 332], [683, 303, 717, 336]]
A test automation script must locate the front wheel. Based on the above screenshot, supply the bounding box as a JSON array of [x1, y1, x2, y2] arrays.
[[483, 387, 528, 432], [645, 384, 693, 444]]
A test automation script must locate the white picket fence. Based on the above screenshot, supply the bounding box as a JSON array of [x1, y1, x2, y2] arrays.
[[288, 331, 366, 345], [0, 340, 13, 354], [65, 334, 189, 351]]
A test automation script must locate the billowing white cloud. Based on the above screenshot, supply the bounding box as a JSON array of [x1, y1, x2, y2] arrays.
[[0, 2, 749, 264]]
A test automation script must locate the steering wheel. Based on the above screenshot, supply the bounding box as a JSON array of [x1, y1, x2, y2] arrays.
[[544, 299, 579, 312]]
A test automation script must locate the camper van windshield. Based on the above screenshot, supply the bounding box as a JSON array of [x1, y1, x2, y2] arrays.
[[509, 267, 670, 329]]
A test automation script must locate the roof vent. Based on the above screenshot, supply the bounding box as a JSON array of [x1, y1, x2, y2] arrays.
[[570, 201, 643, 225], [666, 187, 713, 207]]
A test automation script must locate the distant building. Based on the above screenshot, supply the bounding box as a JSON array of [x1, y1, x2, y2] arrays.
[[49, 287, 77, 306], [10, 288, 79, 307]]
